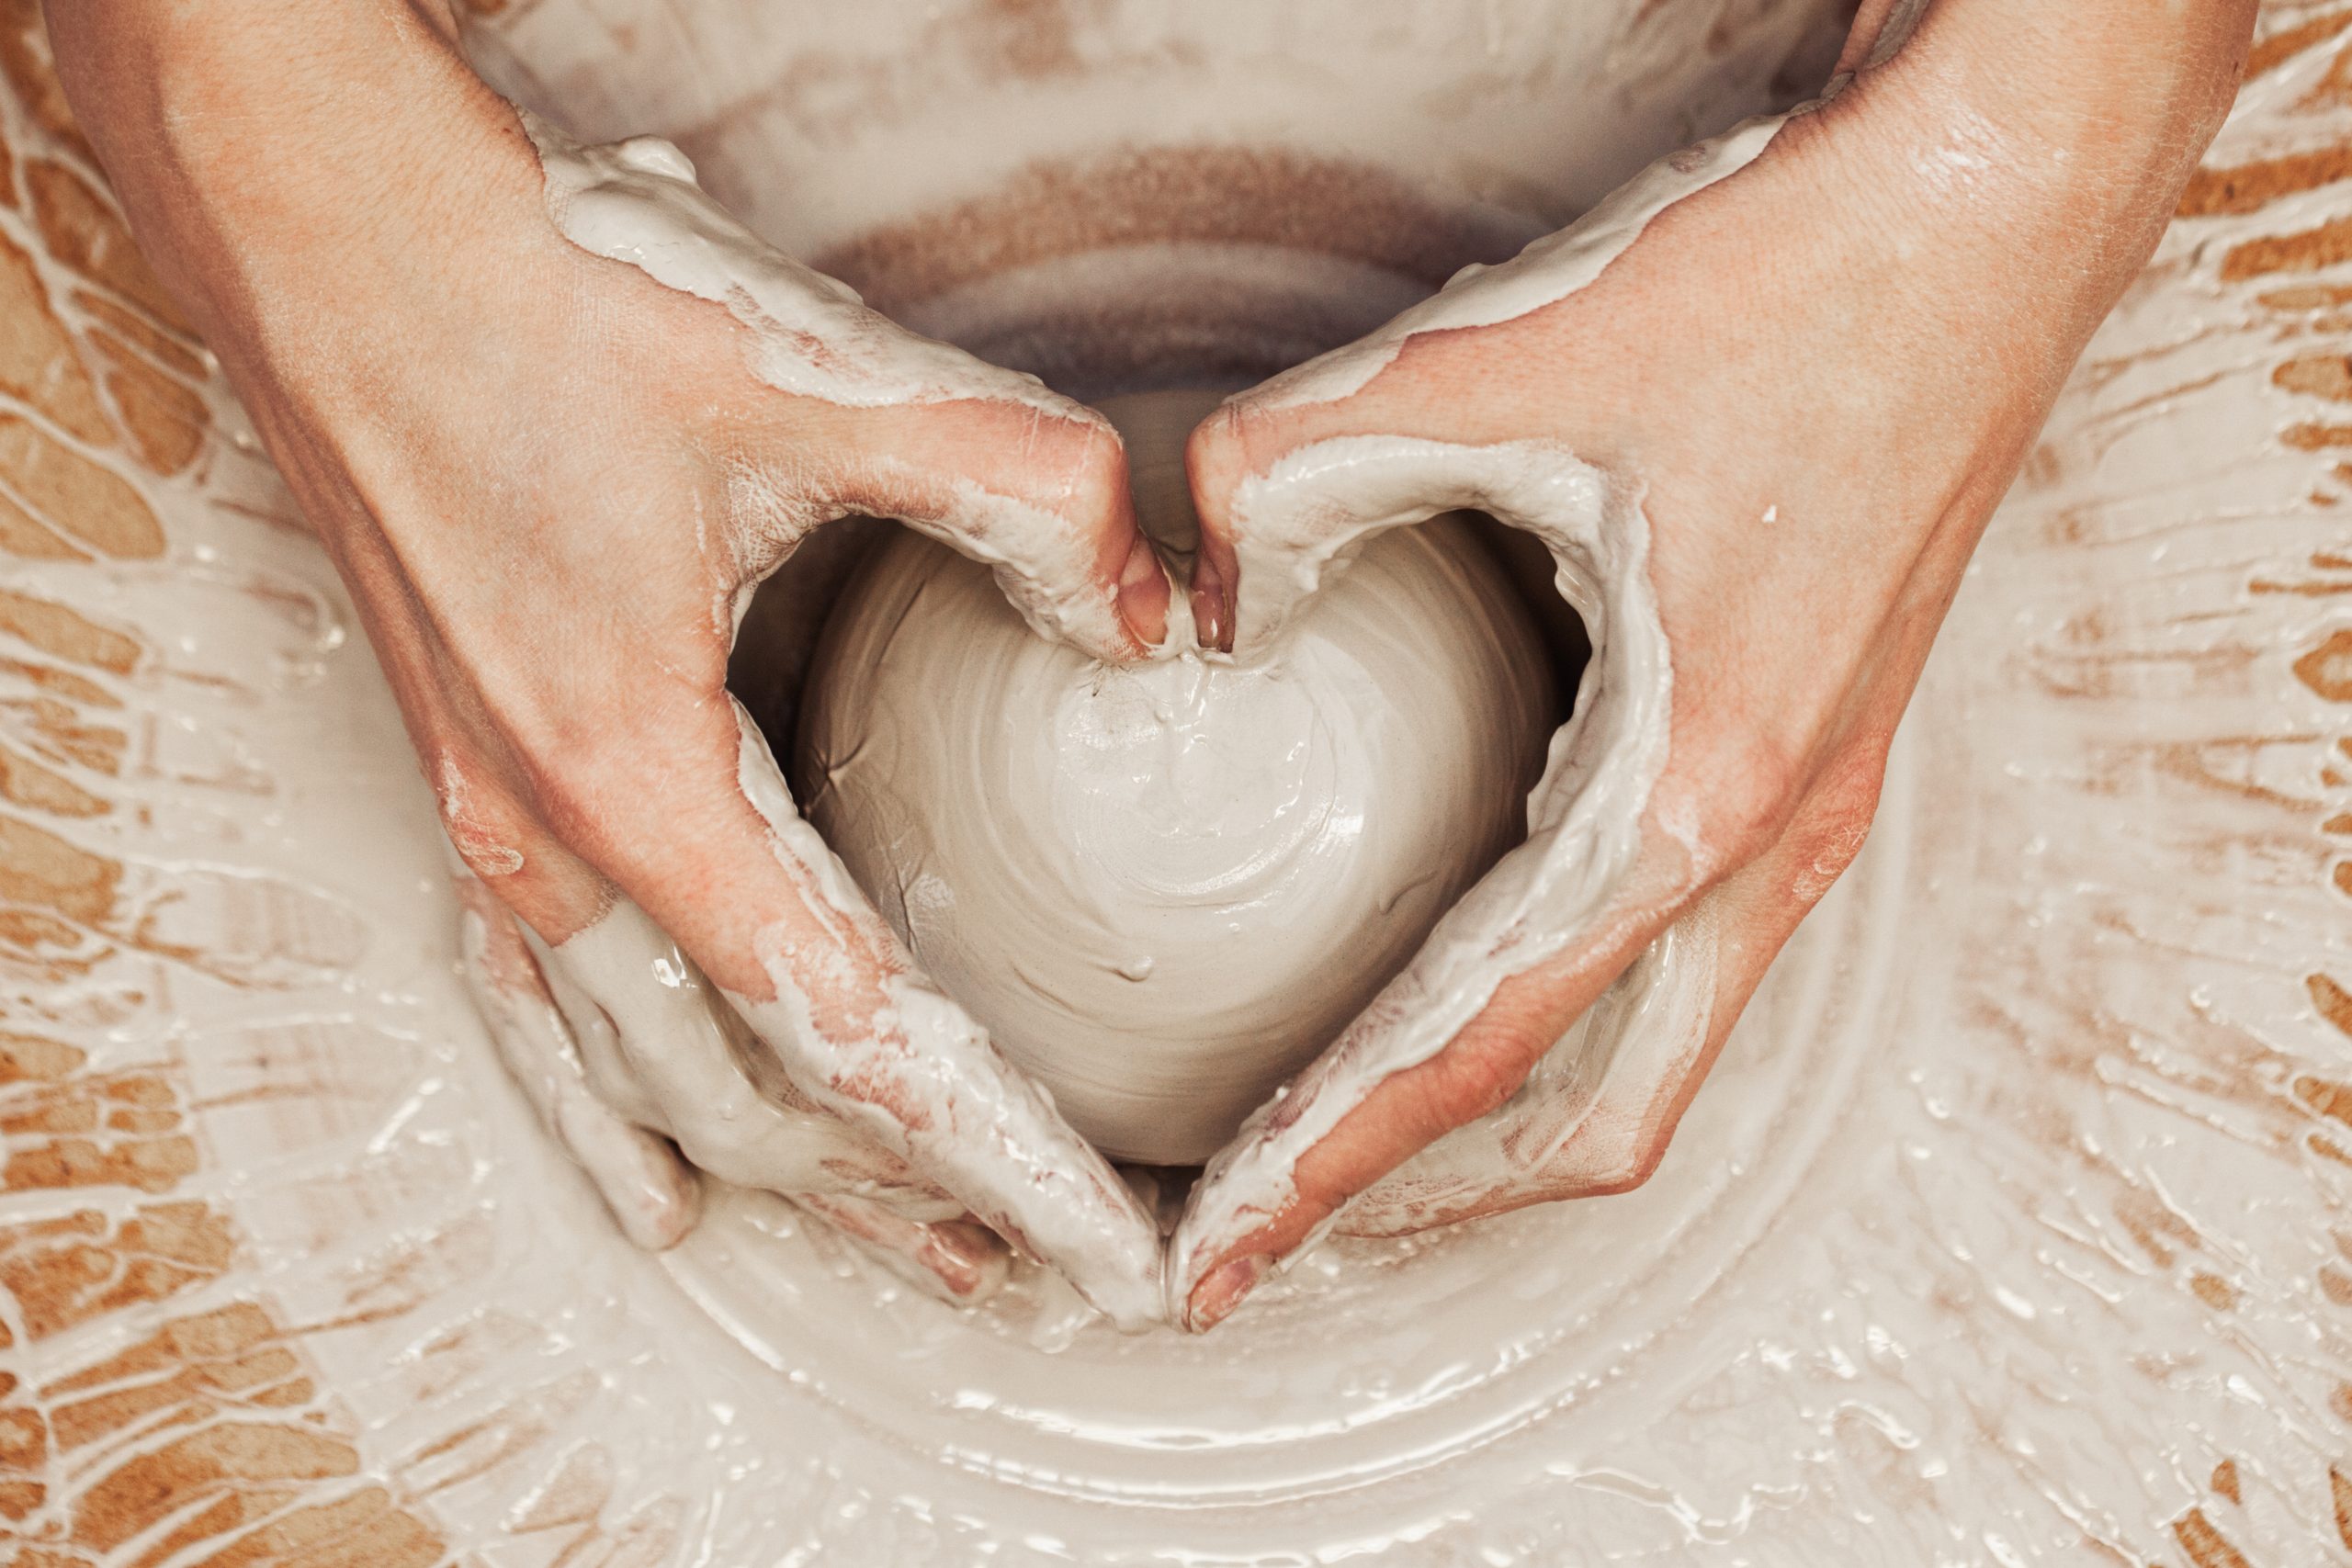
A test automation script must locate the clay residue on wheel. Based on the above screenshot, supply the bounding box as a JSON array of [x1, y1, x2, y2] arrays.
[[816, 144, 1536, 312], [0, 31, 479, 1565]]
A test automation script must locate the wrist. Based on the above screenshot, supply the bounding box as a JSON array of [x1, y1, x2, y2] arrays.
[[1821, 0, 2250, 309], [1849, 0, 2254, 173]]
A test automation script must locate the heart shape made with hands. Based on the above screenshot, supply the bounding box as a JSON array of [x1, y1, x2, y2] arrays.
[[794, 389, 1558, 1165]]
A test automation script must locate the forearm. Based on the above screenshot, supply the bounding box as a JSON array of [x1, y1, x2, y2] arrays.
[[45, 0, 529, 353]]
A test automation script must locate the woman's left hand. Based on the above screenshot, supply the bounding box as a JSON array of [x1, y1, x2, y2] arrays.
[[1168, 0, 2256, 1330]]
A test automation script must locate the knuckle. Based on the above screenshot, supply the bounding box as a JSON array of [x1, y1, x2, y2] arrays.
[[1183, 398, 1246, 476], [522, 743, 619, 845], [1587, 1142, 1668, 1199], [1001, 403, 1130, 529], [1811, 746, 1891, 858], [1546, 1126, 1668, 1200], [522, 716, 729, 861], [1062, 414, 1131, 498], [1670, 739, 1807, 877], [998, 409, 1125, 536], [1783, 742, 1893, 902], [431, 750, 536, 880], [1184, 398, 1284, 517], [674, 1119, 780, 1187], [450, 832, 527, 884], [1668, 732, 1894, 904]]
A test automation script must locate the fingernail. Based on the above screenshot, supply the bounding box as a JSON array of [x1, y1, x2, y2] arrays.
[[1188, 557, 1230, 654], [602, 1158, 700, 1251], [1186, 1252, 1271, 1332], [1116, 533, 1170, 650]]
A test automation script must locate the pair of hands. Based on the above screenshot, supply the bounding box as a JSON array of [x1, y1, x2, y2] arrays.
[[51, 0, 2253, 1330]]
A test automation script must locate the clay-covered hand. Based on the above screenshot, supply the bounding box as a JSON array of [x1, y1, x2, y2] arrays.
[[50, 2, 1170, 1323], [1169, 0, 2256, 1328]]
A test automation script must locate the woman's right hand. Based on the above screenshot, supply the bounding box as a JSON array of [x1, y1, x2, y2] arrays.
[[49, 0, 1171, 1325]]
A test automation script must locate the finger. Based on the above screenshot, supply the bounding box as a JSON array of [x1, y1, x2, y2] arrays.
[[449, 863, 702, 1249], [717, 712, 1166, 1322], [1183, 391, 1398, 658], [1178, 92, 1829, 662], [557, 703, 1166, 1328], [443, 767, 997, 1302], [1183, 389, 1627, 659], [1345, 743, 1888, 1235], [469, 839, 1019, 1325], [447, 833, 672, 1132], [421, 579, 1164, 1313], [793, 1191, 1012, 1307], [520, 904, 962, 1221]]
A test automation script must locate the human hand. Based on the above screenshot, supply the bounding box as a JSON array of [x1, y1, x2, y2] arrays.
[[50, 1, 1170, 1323], [1169, 0, 2256, 1328]]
